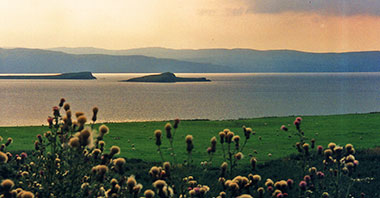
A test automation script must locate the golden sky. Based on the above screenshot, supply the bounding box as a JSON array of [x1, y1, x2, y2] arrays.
[[1, 0, 380, 52]]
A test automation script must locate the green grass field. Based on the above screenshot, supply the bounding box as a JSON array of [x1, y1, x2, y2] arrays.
[[1, 113, 380, 166]]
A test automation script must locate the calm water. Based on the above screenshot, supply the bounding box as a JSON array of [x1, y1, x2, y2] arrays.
[[1, 73, 380, 126]]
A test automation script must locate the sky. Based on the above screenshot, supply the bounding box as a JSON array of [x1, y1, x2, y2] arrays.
[[1, 0, 380, 52]]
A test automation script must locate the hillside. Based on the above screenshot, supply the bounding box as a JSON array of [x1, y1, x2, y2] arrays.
[[0, 48, 233, 73], [50, 47, 380, 72]]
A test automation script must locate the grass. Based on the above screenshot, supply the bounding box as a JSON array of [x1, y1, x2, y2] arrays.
[[1, 113, 380, 167]]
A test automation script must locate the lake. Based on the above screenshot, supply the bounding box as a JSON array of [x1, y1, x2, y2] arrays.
[[1, 73, 380, 126]]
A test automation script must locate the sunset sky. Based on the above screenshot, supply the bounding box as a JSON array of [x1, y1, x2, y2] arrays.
[[1, 0, 380, 52]]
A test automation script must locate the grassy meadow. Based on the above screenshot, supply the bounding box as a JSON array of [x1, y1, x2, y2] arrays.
[[0, 109, 379, 197], [1, 113, 380, 166]]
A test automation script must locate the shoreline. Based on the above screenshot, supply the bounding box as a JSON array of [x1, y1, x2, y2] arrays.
[[1, 111, 379, 128]]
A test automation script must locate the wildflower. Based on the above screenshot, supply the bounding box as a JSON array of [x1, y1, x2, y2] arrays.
[[304, 175, 311, 183], [250, 157, 257, 170], [287, 179, 294, 189], [0, 151, 8, 163], [99, 125, 109, 137], [110, 146, 121, 156], [244, 127, 253, 139], [185, 135, 194, 153], [154, 130, 162, 146], [251, 174, 261, 185], [173, 118, 180, 129], [299, 181, 307, 191], [63, 103, 70, 111], [311, 138, 315, 148], [334, 146, 343, 155], [324, 149, 333, 157], [293, 119, 300, 129], [322, 192, 329, 198], [303, 143, 310, 154], [257, 187, 265, 197], [92, 107, 99, 122], [127, 175, 137, 191], [328, 142, 336, 150], [77, 115, 87, 125], [95, 165, 108, 176], [47, 117, 54, 127], [165, 123, 172, 139], [144, 189, 155, 198], [1, 179, 14, 191], [234, 152, 243, 160], [53, 106, 60, 117], [20, 191, 35, 198], [133, 184, 143, 195], [265, 179, 274, 187], [226, 131, 234, 143], [210, 136, 217, 152], [237, 194, 253, 198], [317, 145, 323, 154], [219, 132, 225, 144], [316, 171, 325, 179], [5, 138, 12, 147], [153, 180, 166, 189], [345, 143, 353, 152], [232, 135, 240, 150], [280, 125, 288, 131], [268, 153, 272, 157]]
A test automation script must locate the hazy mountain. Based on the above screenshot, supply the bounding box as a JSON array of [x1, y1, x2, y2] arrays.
[[50, 47, 380, 72], [0, 48, 234, 73]]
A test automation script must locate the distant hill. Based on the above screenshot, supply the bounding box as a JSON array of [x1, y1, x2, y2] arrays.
[[123, 72, 211, 83], [0, 72, 96, 79], [0, 48, 234, 73], [50, 47, 380, 72]]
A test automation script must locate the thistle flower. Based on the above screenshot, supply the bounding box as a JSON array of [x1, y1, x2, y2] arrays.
[[251, 174, 261, 185], [299, 181, 307, 191], [1, 179, 14, 191], [345, 143, 353, 151], [20, 191, 35, 198], [237, 194, 253, 198], [63, 103, 70, 111], [95, 165, 108, 176], [127, 175, 137, 191], [47, 117, 54, 127], [244, 127, 253, 139], [59, 98, 66, 107], [68, 137, 80, 148], [324, 149, 333, 157], [165, 123, 172, 139], [185, 135, 194, 153], [311, 138, 315, 148], [144, 189, 155, 198], [99, 125, 109, 137], [92, 107, 99, 122], [286, 179, 294, 189], [250, 157, 257, 170], [280, 125, 288, 131], [303, 143, 310, 155], [53, 106, 60, 117], [322, 192, 329, 198], [226, 131, 234, 143], [5, 138, 13, 147], [77, 115, 87, 125], [328, 142, 336, 150], [219, 132, 225, 144], [317, 145, 323, 154], [232, 135, 240, 150], [316, 171, 325, 179], [0, 151, 8, 163], [153, 180, 166, 189], [133, 184, 143, 195], [265, 179, 274, 187], [154, 130, 162, 146], [257, 187, 265, 197], [114, 157, 126, 173], [210, 136, 217, 152], [110, 146, 121, 156], [234, 152, 243, 160], [220, 162, 228, 176], [174, 118, 180, 129]]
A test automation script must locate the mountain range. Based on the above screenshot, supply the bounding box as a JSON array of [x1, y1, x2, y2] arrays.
[[0, 47, 379, 73]]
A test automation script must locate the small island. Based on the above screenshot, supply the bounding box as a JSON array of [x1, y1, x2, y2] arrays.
[[0, 72, 96, 80], [122, 72, 211, 83]]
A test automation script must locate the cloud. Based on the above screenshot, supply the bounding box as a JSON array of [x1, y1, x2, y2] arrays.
[[245, 0, 380, 16]]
